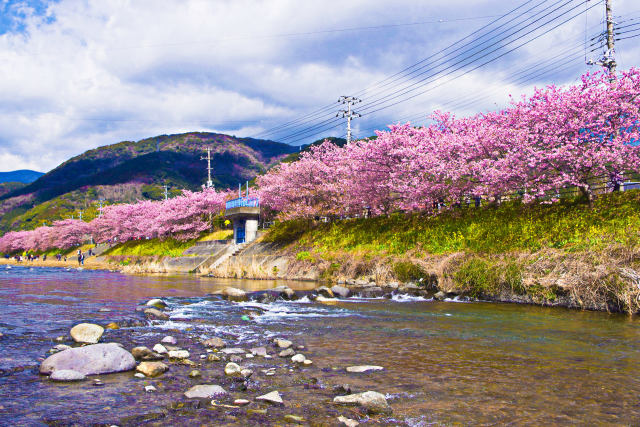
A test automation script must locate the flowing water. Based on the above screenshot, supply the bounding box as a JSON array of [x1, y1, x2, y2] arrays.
[[0, 265, 639, 426]]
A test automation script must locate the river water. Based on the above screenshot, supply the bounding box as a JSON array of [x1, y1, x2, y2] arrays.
[[0, 266, 639, 426]]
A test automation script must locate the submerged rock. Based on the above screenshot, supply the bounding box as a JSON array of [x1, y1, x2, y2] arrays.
[[333, 391, 391, 415], [346, 365, 384, 373], [131, 346, 164, 361], [434, 291, 446, 301], [220, 348, 245, 355], [202, 337, 226, 349], [50, 369, 86, 382], [136, 361, 168, 377], [145, 385, 157, 393], [250, 347, 268, 357], [234, 399, 250, 406], [70, 323, 104, 344], [40, 343, 136, 376], [105, 322, 119, 330], [206, 354, 221, 362], [144, 308, 169, 320], [184, 384, 227, 399], [256, 390, 283, 405], [283, 414, 305, 424]]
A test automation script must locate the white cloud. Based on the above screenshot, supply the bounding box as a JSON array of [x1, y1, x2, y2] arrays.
[[0, 0, 638, 171]]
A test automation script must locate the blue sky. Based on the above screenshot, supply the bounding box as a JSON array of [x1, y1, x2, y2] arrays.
[[0, 0, 639, 172]]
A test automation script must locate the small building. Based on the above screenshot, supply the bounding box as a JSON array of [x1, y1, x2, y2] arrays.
[[224, 196, 260, 244]]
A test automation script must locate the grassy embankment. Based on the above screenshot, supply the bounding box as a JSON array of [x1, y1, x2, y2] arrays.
[[101, 230, 233, 264], [264, 191, 640, 313]]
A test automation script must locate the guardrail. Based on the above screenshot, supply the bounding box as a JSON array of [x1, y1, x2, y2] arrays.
[[225, 197, 259, 210]]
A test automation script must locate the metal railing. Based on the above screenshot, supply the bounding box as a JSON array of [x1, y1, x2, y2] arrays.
[[225, 197, 259, 210]]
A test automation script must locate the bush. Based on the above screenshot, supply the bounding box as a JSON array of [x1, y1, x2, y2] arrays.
[[454, 258, 501, 298], [392, 261, 425, 282]]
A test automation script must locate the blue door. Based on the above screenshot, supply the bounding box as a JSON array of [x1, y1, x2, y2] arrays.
[[236, 220, 245, 244]]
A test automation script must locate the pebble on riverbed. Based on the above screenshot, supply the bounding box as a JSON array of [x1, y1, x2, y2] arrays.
[[70, 323, 104, 344], [256, 390, 283, 405]]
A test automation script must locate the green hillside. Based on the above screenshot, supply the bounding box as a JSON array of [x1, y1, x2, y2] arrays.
[[0, 132, 296, 232]]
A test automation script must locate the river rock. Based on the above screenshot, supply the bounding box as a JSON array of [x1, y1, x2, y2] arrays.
[[188, 369, 201, 378], [278, 348, 294, 357], [53, 344, 71, 352], [136, 361, 168, 377], [207, 354, 221, 362], [315, 286, 334, 298], [331, 285, 351, 298], [434, 291, 446, 301], [224, 362, 242, 377], [291, 354, 306, 363], [145, 298, 167, 309], [40, 343, 136, 376], [220, 348, 245, 354], [50, 369, 86, 382], [153, 344, 168, 354], [250, 347, 268, 357], [333, 391, 391, 415], [202, 337, 226, 349], [234, 399, 250, 406], [168, 350, 190, 359], [283, 415, 305, 424], [273, 286, 297, 300], [70, 323, 104, 344], [105, 322, 119, 330], [346, 365, 384, 373], [222, 287, 247, 302], [338, 416, 360, 426], [256, 390, 283, 405], [230, 355, 243, 363], [161, 336, 177, 345], [358, 286, 384, 298], [184, 384, 227, 399], [144, 308, 169, 320], [131, 346, 163, 361], [274, 338, 292, 349], [145, 385, 157, 393]]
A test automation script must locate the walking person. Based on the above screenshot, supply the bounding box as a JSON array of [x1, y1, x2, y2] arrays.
[[77, 250, 82, 266]]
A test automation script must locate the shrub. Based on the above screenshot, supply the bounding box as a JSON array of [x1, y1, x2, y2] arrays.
[[454, 258, 501, 297], [392, 261, 425, 282]]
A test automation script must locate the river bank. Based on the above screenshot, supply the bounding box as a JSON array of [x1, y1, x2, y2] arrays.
[[2, 266, 639, 425]]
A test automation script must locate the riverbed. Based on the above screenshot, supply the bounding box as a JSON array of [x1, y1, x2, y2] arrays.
[[0, 265, 638, 425]]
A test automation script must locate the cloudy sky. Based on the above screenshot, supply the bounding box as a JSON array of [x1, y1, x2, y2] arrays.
[[1, 0, 639, 173]]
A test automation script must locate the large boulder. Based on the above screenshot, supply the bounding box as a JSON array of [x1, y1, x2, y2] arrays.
[[40, 343, 136, 376], [333, 391, 391, 415], [331, 285, 351, 299], [136, 361, 168, 377], [50, 369, 86, 382], [145, 298, 167, 309], [222, 287, 247, 302], [70, 323, 104, 344], [184, 384, 227, 399], [315, 286, 334, 298]]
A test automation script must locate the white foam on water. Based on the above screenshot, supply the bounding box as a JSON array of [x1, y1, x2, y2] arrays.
[[391, 293, 432, 302], [444, 295, 473, 303]]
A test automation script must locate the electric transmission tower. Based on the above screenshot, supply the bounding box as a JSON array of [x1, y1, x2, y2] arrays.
[[337, 96, 362, 144], [200, 147, 214, 189]]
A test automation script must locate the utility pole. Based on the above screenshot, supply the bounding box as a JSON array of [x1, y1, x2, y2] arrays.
[[200, 147, 214, 189], [78, 210, 83, 221], [337, 96, 362, 144], [604, 0, 616, 74], [97, 198, 105, 218], [163, 184, 169, 200]]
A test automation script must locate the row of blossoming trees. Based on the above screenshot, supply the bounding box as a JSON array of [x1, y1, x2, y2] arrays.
[[257, 69, 640, 219], [0, 188, 232, 254], [1, 69, 639, 253]]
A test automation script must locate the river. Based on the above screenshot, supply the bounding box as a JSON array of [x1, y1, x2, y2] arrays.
[[0, 265, 638, 425]]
